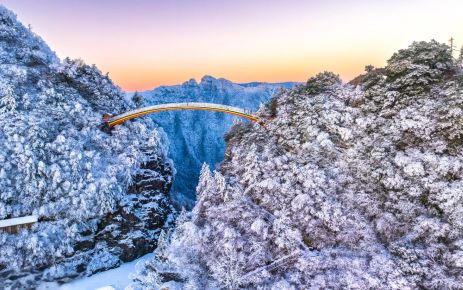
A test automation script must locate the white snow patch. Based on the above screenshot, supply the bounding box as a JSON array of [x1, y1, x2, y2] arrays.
[[0, 215, 37, 228], [59, 253, 154, 290]]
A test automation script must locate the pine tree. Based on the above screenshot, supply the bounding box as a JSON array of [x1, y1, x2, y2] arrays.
[[242, 144, 261, 187], [0, 85, 16, 117], [132, 91, 143, 107]]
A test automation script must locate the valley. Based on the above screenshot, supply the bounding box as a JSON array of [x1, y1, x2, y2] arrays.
[[132, 77, 297, 205]]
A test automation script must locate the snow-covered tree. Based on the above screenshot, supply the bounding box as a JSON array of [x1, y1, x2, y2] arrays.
[[0, 83, 16, 117]]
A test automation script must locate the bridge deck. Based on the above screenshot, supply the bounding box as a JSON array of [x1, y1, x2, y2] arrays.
[[106, 102, 260, 127]]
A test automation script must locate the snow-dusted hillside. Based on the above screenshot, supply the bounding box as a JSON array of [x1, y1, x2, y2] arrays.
[[131, 77, 297, 203], [131, 41, 463, 289], [0, 6, 174, 288]]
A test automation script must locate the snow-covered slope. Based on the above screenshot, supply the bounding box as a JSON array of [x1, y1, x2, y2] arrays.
[[132, 41, 463, 289], [0, 6, 174, 288], [61, 253, 154, 290], [131, 77, 298, 203]]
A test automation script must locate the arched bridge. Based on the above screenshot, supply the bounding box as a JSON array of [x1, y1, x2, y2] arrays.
[[105, 102, 261, 127]]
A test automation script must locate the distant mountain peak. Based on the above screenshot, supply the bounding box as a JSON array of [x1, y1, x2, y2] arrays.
[[182, 78, 198, 87], [199, 75, 237, 88], [200, 75, 217, 83]]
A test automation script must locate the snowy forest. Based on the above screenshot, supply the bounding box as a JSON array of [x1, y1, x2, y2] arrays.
[[130, 42, 463, 289], [1, 3, 463, 290], [0, 6, 175, 288]]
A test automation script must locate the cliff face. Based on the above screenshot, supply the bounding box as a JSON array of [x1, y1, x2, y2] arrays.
[[132, 41, 463, 289], [97, 149, 174, 264], [0, 6, 174, 288], [134, 77, 297, 203]]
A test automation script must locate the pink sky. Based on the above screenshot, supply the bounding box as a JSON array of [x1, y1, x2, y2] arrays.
[[2, 0, 462, 91]]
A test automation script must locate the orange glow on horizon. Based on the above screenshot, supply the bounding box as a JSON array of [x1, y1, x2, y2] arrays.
[[2, 0, 462, 92], [105, 47, 390, 91]]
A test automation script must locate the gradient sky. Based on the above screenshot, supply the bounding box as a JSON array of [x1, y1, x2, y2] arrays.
[[2, 0, 462, 91]]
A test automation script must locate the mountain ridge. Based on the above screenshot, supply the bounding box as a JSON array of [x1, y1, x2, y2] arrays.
[[128, 75, 299, 94]]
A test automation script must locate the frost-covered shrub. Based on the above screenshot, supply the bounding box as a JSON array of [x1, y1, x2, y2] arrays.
[[305, 71, 342, 95], [58, 57, 129, 113], [385, 40, 454, 95]]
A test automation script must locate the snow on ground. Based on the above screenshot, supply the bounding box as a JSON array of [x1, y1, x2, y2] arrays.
[[59, 254, 154, 290]]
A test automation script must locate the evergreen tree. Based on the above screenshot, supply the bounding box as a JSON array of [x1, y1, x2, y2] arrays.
[[0, 84, 16, 117], [132, 91, 143, 107]]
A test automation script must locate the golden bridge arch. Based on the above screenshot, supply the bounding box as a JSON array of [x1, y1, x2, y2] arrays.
[[105, 102, 261, 127]]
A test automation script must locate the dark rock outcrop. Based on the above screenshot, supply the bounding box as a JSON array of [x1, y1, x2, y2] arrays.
[[96, 149, 175, 264]]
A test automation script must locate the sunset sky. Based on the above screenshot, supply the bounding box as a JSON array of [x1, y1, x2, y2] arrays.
[[2, 0, 462, 91]]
